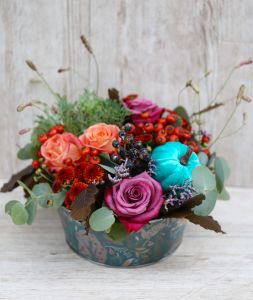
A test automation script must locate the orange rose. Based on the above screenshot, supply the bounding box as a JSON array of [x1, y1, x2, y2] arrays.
[[79, 123, 120, 153], [41, 132, 82, 171]]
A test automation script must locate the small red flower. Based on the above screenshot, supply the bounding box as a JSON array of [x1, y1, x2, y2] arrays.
[[68, 180, 88, 201], [57, 166, 75, 183], [135, 134, 153, 143], [74, 162, 87, 181], [64, 192, 72, 209], [83, 163, 105, 184], [52, 180, 62, 193]]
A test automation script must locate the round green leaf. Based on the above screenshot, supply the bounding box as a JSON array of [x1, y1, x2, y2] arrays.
[[215, 157, 231, 193], [89, 207, 115, 232], [5, 200, 19, 215], [26, 200, 37, 225], [193, 189, 218, 216], [192, 166, 216, 193], [32, 183, 53, 207], [218, 187, 230, 200], [11, 202, 28, 225], [198, 152, 208, 166], [51, 190, 66, 208], [107, 222, 128, 241]]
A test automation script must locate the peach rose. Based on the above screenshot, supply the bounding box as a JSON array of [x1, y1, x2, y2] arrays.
[[79, 123, 120, 153], [41, 132, 82, 171]]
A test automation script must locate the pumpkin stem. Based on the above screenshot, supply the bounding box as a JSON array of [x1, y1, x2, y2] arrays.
[[180, 147, 193, 165]]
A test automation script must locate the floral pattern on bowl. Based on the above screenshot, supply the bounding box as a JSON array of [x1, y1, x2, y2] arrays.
[[58, 207, 186, 267]]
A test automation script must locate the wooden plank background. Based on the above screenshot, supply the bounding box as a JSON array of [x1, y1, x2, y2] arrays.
[[0, 0, 253, 187]]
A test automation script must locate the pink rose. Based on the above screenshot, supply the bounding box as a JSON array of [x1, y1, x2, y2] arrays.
[[41, 132, 82, 171], [79, 123, 120, 153], [105, 172, 163, 233], [123, 96, 164, 123]]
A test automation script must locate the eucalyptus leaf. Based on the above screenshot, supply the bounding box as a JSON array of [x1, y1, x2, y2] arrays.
[[174, 106, 190, 121], [198, 152, 208, 166], [32, 183, 52, 207], [51, 190, 66, 208], [215, 157, 231, 193], [17, 143, 36, 160], [89, 207, 115, 231], [192, 166, 216, 193], [98, 164, 116, 174], [11, 202, 28, 225], [193, 189, 218, 216], [5, 200, 19, 215], [218, 187, 230, 200], [107, 222, 128, 241], [26, 200, 37, 225]]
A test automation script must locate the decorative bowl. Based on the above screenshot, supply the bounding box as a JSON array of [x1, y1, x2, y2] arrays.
[[58, 207, 186, 267]]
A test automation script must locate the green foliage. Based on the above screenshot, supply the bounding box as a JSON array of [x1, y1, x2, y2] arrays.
[[198, 152, 209, 166], [192, 166, 216, 193], [174, 105, 190, 121], [17, 143, 38, 160], [10, 202, 28, 225], [214, 157, 231, 193], [5, 182, 66, 225], [89, 207, 115, 231], [107, 222, 128, 241], [192, 166, 217, 216]]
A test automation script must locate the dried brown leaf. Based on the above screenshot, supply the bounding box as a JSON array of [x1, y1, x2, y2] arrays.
[[108, 88, 120, 101], [1, 166, 35, 193], [186, 214, 225, 234], [70, 185, 99, 222]]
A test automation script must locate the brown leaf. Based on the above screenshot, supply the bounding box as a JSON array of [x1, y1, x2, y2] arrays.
[[163, 194, 205, 219], [70, 185, 99, 222], [1, 166, 35, 193], [108, 88, 120, 101], [186, 214, 225, 234]]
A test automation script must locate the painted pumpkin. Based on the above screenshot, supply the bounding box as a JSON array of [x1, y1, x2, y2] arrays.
[[152, 142, 200, 190]]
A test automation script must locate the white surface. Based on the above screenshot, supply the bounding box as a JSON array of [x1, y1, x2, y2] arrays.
[[0, 0, 253, 187], [0, 183, 253, 300]]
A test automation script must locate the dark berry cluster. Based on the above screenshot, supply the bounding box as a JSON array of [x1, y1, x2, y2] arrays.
[[111, 123, 152, 176]]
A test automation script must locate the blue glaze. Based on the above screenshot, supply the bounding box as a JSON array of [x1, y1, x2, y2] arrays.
[[58, 207, 185, 267], [152, 142, 200, 190]]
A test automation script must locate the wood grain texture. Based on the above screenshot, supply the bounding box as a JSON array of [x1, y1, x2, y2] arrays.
[[0, 0, 253, 187], [1, 183, 253, 299]]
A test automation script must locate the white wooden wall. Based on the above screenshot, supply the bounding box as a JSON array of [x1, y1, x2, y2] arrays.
[[0, 0, 253, 187]]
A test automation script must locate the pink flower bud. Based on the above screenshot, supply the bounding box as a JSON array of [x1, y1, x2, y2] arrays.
[[242, 95, 252, 103], [236, 59, 253, 68], [16, 102, 32, 112]]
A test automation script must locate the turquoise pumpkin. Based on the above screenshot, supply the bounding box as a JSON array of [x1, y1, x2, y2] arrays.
[[152, 142, 200, 190]]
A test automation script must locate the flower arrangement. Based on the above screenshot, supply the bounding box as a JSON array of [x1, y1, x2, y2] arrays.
[[2, 36, 252, 258]]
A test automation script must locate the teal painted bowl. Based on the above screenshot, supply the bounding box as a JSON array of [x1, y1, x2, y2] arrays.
[[58, 207, 186, 267]]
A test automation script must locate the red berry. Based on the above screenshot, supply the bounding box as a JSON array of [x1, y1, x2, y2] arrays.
[[144, 123, 154, 132], [174, 127, 184, 137], [166, 115, 177, 123], [153, 123, 163, 132], [183, 130, 192, 140], [48, 128, 57, 137], [37, 133, 48, 143], [63, 158, 73, 166], [169, 135, 179, 142], [53, 124, 64, 133], [32, 160, 40, 169], [91, 149, 99, 156], [165, 125, 174, 135], [157, 129, 166, 136], [90, 156, 101, 164], [158, 118, 167, 125], [202, 136, 210, 144], [156, 135, 166, 145]]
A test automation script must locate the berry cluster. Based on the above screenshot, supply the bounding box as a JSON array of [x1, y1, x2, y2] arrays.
[[110, 123, 153, 176], [128, 109, 210, 155]]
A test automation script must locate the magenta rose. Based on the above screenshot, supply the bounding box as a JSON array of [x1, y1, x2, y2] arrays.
[[123, 96, 164, 123], [105, 172, 163, 233]]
